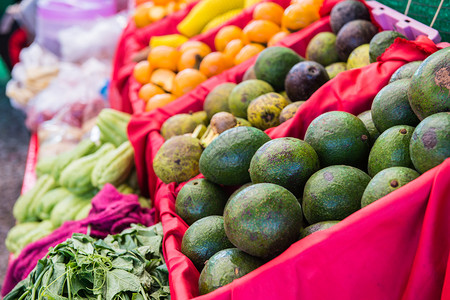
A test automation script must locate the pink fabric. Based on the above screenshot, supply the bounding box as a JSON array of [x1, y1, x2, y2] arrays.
[[1, 184, 155, 296]]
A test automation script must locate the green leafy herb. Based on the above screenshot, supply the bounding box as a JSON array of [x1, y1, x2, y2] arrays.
[[5, 223, 170, 300]]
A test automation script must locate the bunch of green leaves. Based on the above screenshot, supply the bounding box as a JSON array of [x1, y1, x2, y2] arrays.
[[5, 223, 170, 300]]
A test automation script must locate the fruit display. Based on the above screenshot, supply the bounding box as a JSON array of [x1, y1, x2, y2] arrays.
[[132, 0, 331, 112], [4, 0, 450, 299], [6, 108, 151, 256]]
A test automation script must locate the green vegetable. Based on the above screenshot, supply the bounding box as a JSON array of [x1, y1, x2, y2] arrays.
[[5, 223, 169, 300], [6, 221, 55, 256], [33, 187, 72, 221]]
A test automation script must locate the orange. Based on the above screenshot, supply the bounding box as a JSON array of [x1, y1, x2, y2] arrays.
[[150, 68, 176, 92], [148, 6, 166, 22], [134, 3, 153, 28], [165, 1, 178, 15], [152, 0, 170, 5], [234, 43, 265, 65], [214, 26, 243, 52], [252, 2, 284, 26], [242, 20, 281, 44], [291, 0, 324, 10], [282, 3, 320, 32], [178, 49, 206, 71], [172, 69, 208, 96], [199, 52, 233, 78], [145, 93, 177, 111], [179, 41, 211, 55], [148, 46, 180, 72], [133, 61, 152, 84], [267, 31, 289, 47], [223, 39, 244, 61], [138, 83, 165, 102]]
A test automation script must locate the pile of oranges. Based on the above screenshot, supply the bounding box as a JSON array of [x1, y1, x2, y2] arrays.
[[134, 0, 195, 28], [133, 0, 324, 112]]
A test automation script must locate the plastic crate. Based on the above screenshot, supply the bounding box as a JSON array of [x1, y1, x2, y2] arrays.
[[371, 0, 449, 41]]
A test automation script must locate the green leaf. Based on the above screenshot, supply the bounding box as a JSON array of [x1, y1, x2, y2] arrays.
[[105, 269, 141, 300], [132, 293, 145, 300]]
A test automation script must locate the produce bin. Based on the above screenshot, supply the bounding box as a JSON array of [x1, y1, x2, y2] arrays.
[[125, 1, 449, 298]]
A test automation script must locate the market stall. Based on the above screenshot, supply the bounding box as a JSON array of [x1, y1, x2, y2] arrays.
[[1, 0, 449, 299]]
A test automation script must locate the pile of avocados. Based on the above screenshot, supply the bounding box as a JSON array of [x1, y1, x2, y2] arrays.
[[148, 0, 450, 295]]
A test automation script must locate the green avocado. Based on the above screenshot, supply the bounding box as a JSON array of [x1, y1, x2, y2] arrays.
[[254, 47, 303, 91], [361, 167, 420, 207], [325, 62, 347, 79], [304, 111, 371, 168], [369, 30, 406, 63], [198, 248, 264, 295], [371, 79, 420, 133], [306, 32, 340, 67], [357, 110, 380, 145], [181, 216, 234, 271], [249, 137, 320, 197], [410, 112, 450, 174], [224, 183, 303, 259], [176, 178, 228, 225], [367, 125, 415, 176], [300, 220, 340, 239], [199, 126, 271, 186], [302, 165, 371, 224], [279, 101, 305, 123], [408, 47, 450, 120], [389, 61, 422, 83], [228, 80, 274, 119], [203, 83, 235, 120]]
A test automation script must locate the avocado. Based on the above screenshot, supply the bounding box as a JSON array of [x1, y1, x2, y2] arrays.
[[357, 110, 380, 145], [279, 101, 305, 123], [285, 61, 329, 101], [224, 183, 303, 258], [254, 47, 303, 91], [306, 32, 340, 66], [198, 248, 264, 295], [347, 44, 370, 69], [249, 137, 320, 197], [225, 183, 253, 209], [247, 92, 290, 130], [410, 112, 450, 174], [181, 216, 234, 271], [192, 111, 208, 126], [176, 178, 228, 225], [361, 167, 420, 207], [367, 125, 415, 176], [200, 112, 237, 147], [300, 220, 340, 239], [199, 126, 271, 185], [389, 61, 422, 83], [302, 165, 371, 224], [161, 114, 198, 140], [336, 20, 378, 61], [325, 62, 347, 79], [304, 111, 371, 168], [371, 79, 420, 132], [330, 0, 371, 34], [228, 80, 274, 119], [243, 65, 257, 81], [408, 47, 450, 120], [203, 83, 235, 120], [153, 135, 203, 184], [369, 31, 406, 63], [236, 117, 251, 127]]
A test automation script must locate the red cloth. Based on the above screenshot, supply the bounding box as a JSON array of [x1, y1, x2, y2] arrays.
[[110, 0, 292, 114], [1, 184, 155, 296], [127, 32, 448, 299], [8, 28, 28, 66]]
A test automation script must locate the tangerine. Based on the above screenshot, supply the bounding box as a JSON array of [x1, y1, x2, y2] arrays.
[[148, 46, 180, 72], [172, 68, 208, 96], [138, 83, 165, 102], [179, 41, 212, 55], [150, 68, 176, 92], [214, 26, 243, 51], [145, 93, 177, 111], [243, 20, 281, 44], [253, 2, 284, 26], [267, 31, 289, 47], [234, 43, 265, 65], [199, 52, 233, 78], [178, 49, 206, 71], [223, 39, 245, 62], [282, 3, 320, 32], [133, 61, 152, 84]]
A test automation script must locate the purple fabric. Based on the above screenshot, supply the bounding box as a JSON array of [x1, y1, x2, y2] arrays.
[[2, 184, 155, 296]]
